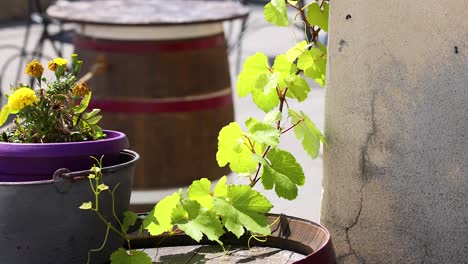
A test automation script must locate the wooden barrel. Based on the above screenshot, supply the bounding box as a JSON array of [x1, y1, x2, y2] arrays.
[[130, 214, 338, 263], [75, 23, 233, 189]]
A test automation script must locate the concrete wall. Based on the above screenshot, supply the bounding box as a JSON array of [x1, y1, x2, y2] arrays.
[[321, 0, 467, 263]]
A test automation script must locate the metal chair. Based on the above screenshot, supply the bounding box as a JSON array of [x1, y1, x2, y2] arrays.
[[0, 0, 76, 94]]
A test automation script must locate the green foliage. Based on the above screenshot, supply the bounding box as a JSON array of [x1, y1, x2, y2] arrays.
[[285, 40, 308, 63], [72, 91, 91, 114], [264, 0, 289, 26], [187, 178, 214, 209], [297, 47, 327, 87], [285, 75, 311, 102], [245, 119, 280, 147], [172, 200, 225, 244], [305, 2, 329, 32], [143, 191, 182, 236], [237, 53, 269, 97], [212, 185, 272, 238], [110, 248, 152, 264], [122, 211, 140, 233], [289, 109, 325, 159], [216, 122, 260, 174], [254, 148, 305, 200]]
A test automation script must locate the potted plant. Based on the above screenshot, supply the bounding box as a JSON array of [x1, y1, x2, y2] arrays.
[[81, 0, 334, 263], [0, 55, 139, 263]]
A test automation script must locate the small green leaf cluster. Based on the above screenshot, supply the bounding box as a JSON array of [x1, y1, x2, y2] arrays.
[[142, 177, 272, 245], [0, 54, 105, 143]]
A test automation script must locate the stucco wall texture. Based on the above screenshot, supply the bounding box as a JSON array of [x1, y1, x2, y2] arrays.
[[321, 1, 467, 263]]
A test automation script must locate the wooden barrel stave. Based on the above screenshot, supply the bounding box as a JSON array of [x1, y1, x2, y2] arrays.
[[76, 30, 232, 189]]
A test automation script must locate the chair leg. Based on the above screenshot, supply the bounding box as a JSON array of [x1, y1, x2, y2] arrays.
[[235, 17, 248, 75]]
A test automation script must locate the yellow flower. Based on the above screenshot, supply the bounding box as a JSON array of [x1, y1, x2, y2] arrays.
[[47, 58, 68, 71], [72, 82, 90, 97], [24, 59, 44, 78], [7, 87, 38, 113]]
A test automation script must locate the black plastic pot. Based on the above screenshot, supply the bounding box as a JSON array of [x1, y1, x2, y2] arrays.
[[130, 213, 337, 264], [0, 150, 139, 264]]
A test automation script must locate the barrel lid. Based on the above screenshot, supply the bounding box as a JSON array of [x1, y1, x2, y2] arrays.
[[47, 0, 250, 26]]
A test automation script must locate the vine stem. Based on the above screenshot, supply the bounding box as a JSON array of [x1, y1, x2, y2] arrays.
[[281, 118, 304, 134], [250, 87, 289, 187]]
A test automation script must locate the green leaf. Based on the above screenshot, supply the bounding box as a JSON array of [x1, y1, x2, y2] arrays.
[[305, 2, 328, 32], [110, 248, 152, 264], [322, 2, 329, 32], [263, 110, 282, 124], [252, 88, 280, 112], [143, 191, 181, 236], [245, 117, 260, 131], [82, 109, 100, 119], [287, 0, 298, 6], [254, 148, 305, 200], [297, 48, 327, 87], [122, 211, 139, 233], [303, 57, 326, 87], [297, 48, 324, 70], [0, 105, 11, 127], [286, 41, 308, 63], [212, 185, 272, 238], [285, 75, 311, 102], [216, 122, 258, 174], [213, 176, 228, 197], [72, 91, 92, 114], [272, 55, 297, 88], [187, 178, 213, 209], [255, 72, 280, 95], [84, 115, 102, 125], [237, 53, 269, 97], [246, 122, 280, 147], [172, 200, 224, 243], [264, 0, 289, 27], [272, 55, 296, 76], [288, 109, 325, 159]]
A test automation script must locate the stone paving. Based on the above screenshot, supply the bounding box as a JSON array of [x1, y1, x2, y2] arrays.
[[0, 3, 324, 222]]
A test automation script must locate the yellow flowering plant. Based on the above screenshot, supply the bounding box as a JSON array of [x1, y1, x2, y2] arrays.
[[0, 54, 105, 143]]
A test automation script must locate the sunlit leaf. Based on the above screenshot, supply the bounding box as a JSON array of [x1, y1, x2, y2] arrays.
[[72, 91, 92, 114], [288, 109, 325, 159], [264, 0, 289, 26], [187, 178, 213, 209], [216, 122, 258, 174], [172, 200, 224, 243], [143, 191, 181, 236], [237, 53, 269, 97], [212, 185, 272, 238], [0, 105, 11, 127], [254, 148, 305, 200]]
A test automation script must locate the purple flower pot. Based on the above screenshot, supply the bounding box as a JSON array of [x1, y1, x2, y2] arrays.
[[0, 130, 129, 182]]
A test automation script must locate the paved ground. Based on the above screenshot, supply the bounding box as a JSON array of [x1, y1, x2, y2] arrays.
[[0, 4, 325, 222]]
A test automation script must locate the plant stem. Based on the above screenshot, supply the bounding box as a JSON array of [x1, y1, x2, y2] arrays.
[[250, 87, 289, 188], [281, 118, 304, 134], [95, 210, 128, 241]]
